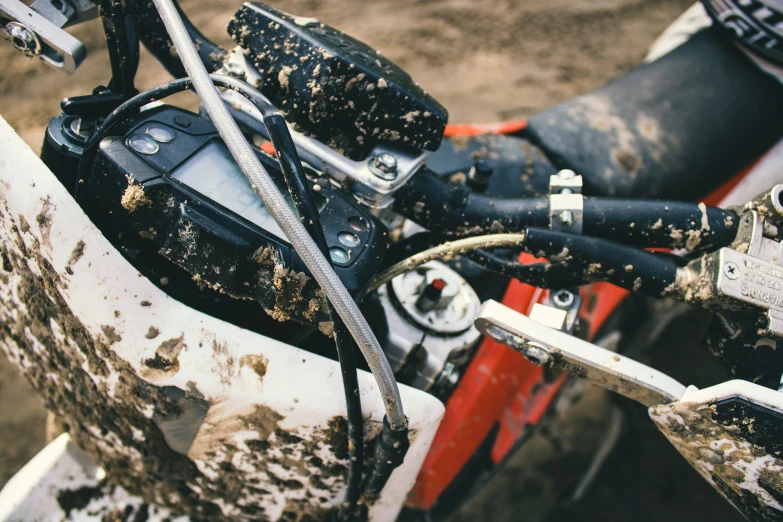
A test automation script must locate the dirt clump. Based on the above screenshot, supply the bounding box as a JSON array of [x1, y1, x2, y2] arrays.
[[121, 176, 151, 212]]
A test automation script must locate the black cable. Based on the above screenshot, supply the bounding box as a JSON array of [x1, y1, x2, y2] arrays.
[[582, 198, 739, 251], [126, 0, 226, 78], [100, 0, 138, 98], [521, 227, 680, 297], [381, 228, 678, 295], [248, 94, 365, 516], [213, 79, 406, 512], [464, 248, 588, 288], [384, 232, 594, 289], [77, 76, 365, 512], [393, 169, 550, 235], [393, 170, 740, 251]]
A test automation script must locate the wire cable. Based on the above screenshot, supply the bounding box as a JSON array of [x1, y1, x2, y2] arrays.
[[78, 74, 366, 509], [393, 169, 739, 251], [150, 0, 407, 431], [371, 229, 681, 297], [521, 227, 680, 297], [80, 74, 369, 510], [214, 79, 365, 513], [368, 233, 527, 293]]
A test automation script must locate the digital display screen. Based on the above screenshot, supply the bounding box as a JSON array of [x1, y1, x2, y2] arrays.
[[171, 142, 325, 242]]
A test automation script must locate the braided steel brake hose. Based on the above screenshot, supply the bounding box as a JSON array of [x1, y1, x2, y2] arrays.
[[150, 0, 407, 430]]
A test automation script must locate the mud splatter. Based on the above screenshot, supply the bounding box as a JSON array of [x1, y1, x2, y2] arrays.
[[264, 266, 310, 323], [121, 176, 151, 212], [651, 401, 783, 520], [0, 214, 221, 519], [211, 340, 235, 385], [143, 335, 185, 376], [35, 198, 53, 250], [145, 326, 160, 339], [239, 353, 269, 380], [68, 240, 85, 266], [101, 325, 122, 345]]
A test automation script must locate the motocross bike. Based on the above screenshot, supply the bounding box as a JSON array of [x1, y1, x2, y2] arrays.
[[0, 0, 782, 521]]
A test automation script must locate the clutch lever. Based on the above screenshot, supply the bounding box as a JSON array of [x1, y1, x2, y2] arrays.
[[475, 299, 687, 406], [475, 299, 783, 520]]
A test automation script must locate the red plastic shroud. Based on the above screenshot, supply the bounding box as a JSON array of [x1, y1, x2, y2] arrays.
[[405, 121, 751, 510]]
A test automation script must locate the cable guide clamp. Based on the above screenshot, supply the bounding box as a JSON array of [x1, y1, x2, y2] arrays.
[[549, 169, 583, 234]]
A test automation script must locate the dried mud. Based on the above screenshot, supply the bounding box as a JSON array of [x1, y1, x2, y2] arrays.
[[0, 197, 357, 520], [0, 0, 700, 520]]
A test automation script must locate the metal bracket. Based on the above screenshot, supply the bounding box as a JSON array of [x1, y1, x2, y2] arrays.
[[220, 87, 428, 209], [671, 186, 783, 338], [30, 0, 74, 28], [549, 169, 583, 195], [0, 0, 86, 73], [475, 300, 687, 406], [549, 169, 584, 234], [547, 288, 582, 333]]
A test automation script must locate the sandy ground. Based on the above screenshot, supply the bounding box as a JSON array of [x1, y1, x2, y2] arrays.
[[0, 1, 742, 520]]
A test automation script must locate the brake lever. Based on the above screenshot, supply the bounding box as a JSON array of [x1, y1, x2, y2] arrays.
[[476, 300, 687, 406], [476, 299, 783, 520]]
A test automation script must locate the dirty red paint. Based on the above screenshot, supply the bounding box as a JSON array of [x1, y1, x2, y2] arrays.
[[443, 121, 528, 138]]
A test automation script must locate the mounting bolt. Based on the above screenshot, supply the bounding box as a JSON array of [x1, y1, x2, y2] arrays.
[[467, 159, 493, 192], [559, 210, 574, 226], [522, 343, 551, 366], [723, 261, 739, 280], [553, 289, 575, 309], [5, 22, 40, 56], [370, 152, 398, 180], [558, 169, 576, 180]]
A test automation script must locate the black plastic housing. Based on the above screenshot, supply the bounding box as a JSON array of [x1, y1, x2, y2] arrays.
[[41, 114, 88, 192], [228, 2, 448, 159], [79, 106, 387, 326]]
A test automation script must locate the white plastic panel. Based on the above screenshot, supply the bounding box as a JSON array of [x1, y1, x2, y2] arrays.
[[0, 114, 444, 521]]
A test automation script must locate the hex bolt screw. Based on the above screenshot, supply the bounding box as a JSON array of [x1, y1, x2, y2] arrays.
[[559, 210, 574, 226], [723, 261, 739, 280], [553, 290, 575, 309], [371, 152, 398, 180], [5, 22, 40, 55], [522, 343, 551, 366]]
